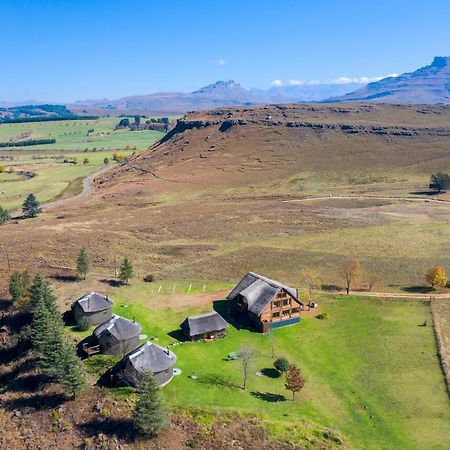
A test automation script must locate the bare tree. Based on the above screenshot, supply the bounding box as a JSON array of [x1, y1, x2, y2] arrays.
[[339, 259, 361, 295], [366, 273, 381, 292], [237, 348, 257, 390]]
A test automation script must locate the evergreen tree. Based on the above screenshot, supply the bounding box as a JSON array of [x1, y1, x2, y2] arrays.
[[134, 372, 168, 437], [76, 247, 91, 280], [119, 257, 134, 285], [22, 193, 41, 218], [55, 339, 86, 398], [20, 270, 30, 300], [0, 206, 11, 225], [9, 271, 22, 303]]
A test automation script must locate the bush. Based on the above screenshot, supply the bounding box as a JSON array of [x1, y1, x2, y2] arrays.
[[143, 274, 155, 283], [274, 357, 289, 374], [76, 318, 90, 332], [316, 312, 328, 320]]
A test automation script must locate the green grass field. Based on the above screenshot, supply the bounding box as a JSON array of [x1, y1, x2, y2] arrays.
[[78, 282, 450, 450], [0, 118, 165, 209]]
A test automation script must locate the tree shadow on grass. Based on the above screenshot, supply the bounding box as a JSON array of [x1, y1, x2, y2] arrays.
[[250, 391, 286, 403], [261, 368, 280, 378], [78, 418, 135, 441], [51, 274, 79, 283], [321, 284, 342, 292], [99, 279, 122, 288], [198, 374, 240, 390], [401, 285, 434, 294], [3, 393, 66, 411], [5, 373, 50, 393]]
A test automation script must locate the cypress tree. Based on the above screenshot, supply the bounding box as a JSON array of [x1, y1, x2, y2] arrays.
[[133, 372, 168, 437], [76, 247, 91, 280], [119, 257, 134, 285], [22, 193, 41, 218]]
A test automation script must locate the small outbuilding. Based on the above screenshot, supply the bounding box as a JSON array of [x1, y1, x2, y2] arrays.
[[93, 315, 142, 355], [228, 272, 304, 333], [181, 311, 228, 340], [71, 292, 113, 326], [112, 341, 177, 387]]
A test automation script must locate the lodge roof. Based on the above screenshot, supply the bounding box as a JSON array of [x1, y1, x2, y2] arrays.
[[126, 342, 176, 373], [93, 315, 142, 341], [72, 292, 113, 313], [181, 311, 228, 337], [227, 272, 301, 315]]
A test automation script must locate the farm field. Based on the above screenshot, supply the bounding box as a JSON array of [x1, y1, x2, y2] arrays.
[[0, 118, 165, 209], [59, 279, 450, 450]]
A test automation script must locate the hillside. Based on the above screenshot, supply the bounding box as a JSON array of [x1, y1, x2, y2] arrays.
[[0, 104, 77, 123], [330, 56, 450, 104]]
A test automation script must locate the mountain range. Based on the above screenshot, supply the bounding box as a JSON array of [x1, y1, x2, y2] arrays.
[[329, 56, 450, 104]]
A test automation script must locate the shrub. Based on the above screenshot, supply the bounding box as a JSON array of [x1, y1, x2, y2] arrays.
[[143, 274, 155, 283], [274, 357, 289, 374], [316, 312, 328, 320]]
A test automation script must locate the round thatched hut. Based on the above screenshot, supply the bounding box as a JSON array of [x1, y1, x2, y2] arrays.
[[112, 341, 177, 387], [71, 292, 113, 326], [93, 315, 142, 355]]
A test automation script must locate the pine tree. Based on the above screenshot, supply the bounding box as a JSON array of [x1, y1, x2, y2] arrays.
[[55, 340, 86, 398], [0, 206, 11, 225], [9, 271, 22, 303], [76, 247, 91, 280], [119, 257, 134, 285], [134, 372, 168, 437], [22, 193, 41, 218]]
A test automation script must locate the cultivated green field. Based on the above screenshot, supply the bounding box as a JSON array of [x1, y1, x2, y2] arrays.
[[0, 118, 165, 209], [75, 281, 450, 450]]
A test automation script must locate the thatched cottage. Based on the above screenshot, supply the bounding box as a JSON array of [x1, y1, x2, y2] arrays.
[[93, 315, 142, 355], [228, 272, 304, 332], [181, 311, 228, 340], [71, 292, 113, 326], [112, 342, 177, 387]]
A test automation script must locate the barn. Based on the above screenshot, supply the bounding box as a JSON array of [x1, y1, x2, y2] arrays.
[[228, 272, 304, 332], [181, 311, 228, 340], [93, 315, 142, 355], [71, 292, 113, 326], [111, 341, 177, 387]]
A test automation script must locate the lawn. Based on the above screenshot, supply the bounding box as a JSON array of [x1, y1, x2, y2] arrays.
[[79, 283, 450, 450]]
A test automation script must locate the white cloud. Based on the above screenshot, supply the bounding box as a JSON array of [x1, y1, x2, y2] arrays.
[[214, 58, 226, 65], [288, 79, 304, 85], [270, 79, 284, 86]]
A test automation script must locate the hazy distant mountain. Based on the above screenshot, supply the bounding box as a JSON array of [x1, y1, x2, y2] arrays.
[[70, 81, 259, 115], [329, 57, 450, 104], [69, 80, 369, 115], [251, 83, 365, 102]]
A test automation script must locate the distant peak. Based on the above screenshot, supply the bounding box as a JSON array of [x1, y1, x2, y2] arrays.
[[431, 56, 450, 68], [193, 80, 240, 93]]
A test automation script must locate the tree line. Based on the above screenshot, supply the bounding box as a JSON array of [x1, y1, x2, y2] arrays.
[[0, 138, 56, 147]]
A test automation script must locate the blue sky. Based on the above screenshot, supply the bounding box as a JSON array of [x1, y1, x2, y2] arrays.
[[1, 0, 449, 102]]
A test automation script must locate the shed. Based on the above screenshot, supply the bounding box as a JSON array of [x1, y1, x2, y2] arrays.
[[112, 342, 177, 387], [71, 292, 113, 326], [181, 311, 228, 340], [93, 315, 142, 355]]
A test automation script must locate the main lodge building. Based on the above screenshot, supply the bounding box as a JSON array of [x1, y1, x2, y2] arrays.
[[228, 272, 304, 333]]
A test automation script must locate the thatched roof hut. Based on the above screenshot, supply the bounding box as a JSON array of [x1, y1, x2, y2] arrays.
[[112, 342, 177, 387], [181, 311, 228, 340], [93, 315, 142, 355], [71, 292, 113, 325]]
